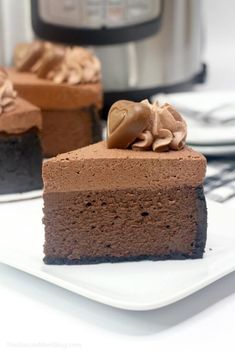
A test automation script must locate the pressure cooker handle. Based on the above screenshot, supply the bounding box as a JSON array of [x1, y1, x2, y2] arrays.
[[31, 0, 164, 46]]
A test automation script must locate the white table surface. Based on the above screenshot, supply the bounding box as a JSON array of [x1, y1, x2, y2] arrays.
[[1, 1, 235, 352]]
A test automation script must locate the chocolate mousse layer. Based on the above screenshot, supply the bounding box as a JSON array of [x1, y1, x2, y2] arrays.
[[0, 97, 41, 134], [43, 142, 206, 192], [43, 141, 207, 264]]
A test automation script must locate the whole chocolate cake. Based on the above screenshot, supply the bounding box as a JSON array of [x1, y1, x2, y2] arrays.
[[43, 99, 207, 264], [8, 41, 103, 157], [0, 68, 42, 194]]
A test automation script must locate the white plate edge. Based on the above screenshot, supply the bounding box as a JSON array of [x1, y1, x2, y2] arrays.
[[1, 254, 235, 311]]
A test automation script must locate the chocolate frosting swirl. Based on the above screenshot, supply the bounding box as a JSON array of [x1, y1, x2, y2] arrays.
[[14, 42, 101, 85], [0, 68, 17, 115], [14, 41, 45, 72], [48, 47, 101, 85], [107, 99, 187, 152]]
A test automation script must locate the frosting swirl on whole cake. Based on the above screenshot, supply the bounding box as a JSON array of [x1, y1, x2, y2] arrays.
[[14, 41, 101, 85], [0, 68, 17, 115], [107, 99, 187, 152]]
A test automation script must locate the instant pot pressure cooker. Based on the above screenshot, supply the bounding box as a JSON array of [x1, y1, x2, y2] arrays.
[[31, 0, 206, 111]]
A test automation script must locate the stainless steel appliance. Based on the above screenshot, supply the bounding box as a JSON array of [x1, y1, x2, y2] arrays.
[[31, 0, 206, 110]]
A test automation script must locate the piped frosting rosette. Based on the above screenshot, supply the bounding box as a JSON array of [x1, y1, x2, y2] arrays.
[[107, 99, 187, 152], [0, 68, 17, 115], [14, 41, 101, 85]]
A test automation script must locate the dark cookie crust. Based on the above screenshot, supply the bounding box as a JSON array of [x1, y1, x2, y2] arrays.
[[43, 251, 204, 265], [0, 129, 42, 194], [193, 186, 207, 258]]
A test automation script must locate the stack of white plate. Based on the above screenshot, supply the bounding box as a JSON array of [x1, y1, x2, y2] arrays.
[[152, 91, 235, 156]]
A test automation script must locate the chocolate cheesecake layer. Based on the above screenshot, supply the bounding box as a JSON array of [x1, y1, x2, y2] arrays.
[[0, 129, 42, 194], [43, 185, 207, 264], [43, 141, 207, 264], [41, 107, 102, 158]]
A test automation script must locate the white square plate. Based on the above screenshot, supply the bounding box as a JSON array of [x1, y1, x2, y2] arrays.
[[0, 198, 234, 311]]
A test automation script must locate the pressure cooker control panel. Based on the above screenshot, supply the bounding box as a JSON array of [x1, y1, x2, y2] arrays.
[[31, 0, 163, 45], [38, 0, 162, 29]]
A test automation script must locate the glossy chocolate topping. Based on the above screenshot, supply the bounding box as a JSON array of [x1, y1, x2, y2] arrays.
[[14, 41, 101, 85], [107, 99, 187, 152], [0, 68, 17, 115]]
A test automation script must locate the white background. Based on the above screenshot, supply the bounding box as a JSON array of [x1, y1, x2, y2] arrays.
[[202, 0, 235, 91], [1, 1, 235, 352]]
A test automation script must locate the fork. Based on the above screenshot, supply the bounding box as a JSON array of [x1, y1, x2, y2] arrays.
[[172, 102, 235, 125], [154, 94, 235, 125]]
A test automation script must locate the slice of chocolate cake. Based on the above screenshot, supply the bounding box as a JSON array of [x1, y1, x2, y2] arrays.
[[0, 69, 42, 194], [43, 99, 207, 264], [8, 41, 103, 158]]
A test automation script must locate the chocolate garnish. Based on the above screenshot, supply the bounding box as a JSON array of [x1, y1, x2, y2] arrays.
[[107, 99, 187, 152], [14, 41, 101, 85], [107, 100, 151, 149], [15, 42, 44, 72], [0, 68, 17, 115], [37, 46, 65, 78]]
